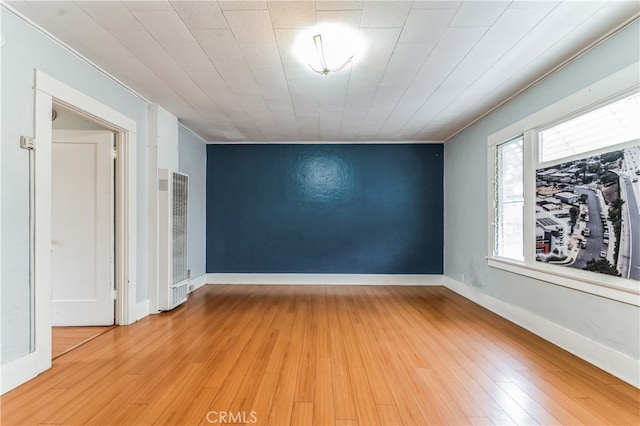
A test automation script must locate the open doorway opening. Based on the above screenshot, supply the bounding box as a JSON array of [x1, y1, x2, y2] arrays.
[[27, 70, 138, 382], [50, 104, 118, 358]]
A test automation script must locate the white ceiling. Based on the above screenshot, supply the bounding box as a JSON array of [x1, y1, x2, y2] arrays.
[[7, 1, 639, 142]]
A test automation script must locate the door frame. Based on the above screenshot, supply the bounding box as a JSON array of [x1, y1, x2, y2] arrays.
[[32, 70, 137, 373]]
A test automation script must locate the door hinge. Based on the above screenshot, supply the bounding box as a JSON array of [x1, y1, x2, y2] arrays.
[[20, 136, 35, 150], [113, 288, 117, 300], [112, 146, 117, 159]]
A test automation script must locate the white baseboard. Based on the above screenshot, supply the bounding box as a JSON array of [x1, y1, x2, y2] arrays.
[[206, 273, 444, 286], [188, 273, 207, 293], [1, 352, 39, 394], [443, 276, 640, 388], [135, 299, 149, 321]]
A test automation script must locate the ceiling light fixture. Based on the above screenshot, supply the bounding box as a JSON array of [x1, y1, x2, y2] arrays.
[[294, 24, 363, 76], [309, 34, 353, 75]]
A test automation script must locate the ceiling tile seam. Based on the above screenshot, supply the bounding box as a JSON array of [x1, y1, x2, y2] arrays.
[[315, 3, 364, 12], [438, 2, 636, 138], [220, 1, 267, 12], [362, 7, 419, 140], [117, 2, 225, 123], [404, 4, 528, 138], [440, 14, 640, 143], [357, 5, 461, 140], [314, 5, 334, 139], [55, 3, 196, 118], [394, 3, 530, 140], [1, 3, 151, 105], [500, 0, 619, 90], [412, 1, 568, 139], [310, 4, 335, 139], [276, 72, 306, 138], [394, 41, 504, 138], [162, 3, 250, 139], [265, 3, 372, 140], [324, 5, 387, 140], [165, 1, 250, 130], [337, 3, 367, 140], [408, 0, 453, 11], [76, 2, 231, 131], [217, 4, 278, 141], [248, 2, 306, 138], [192, 33, 261, 135]]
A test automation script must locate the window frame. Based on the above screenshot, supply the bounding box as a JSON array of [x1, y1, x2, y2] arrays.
[[487, 62, 640, 306]]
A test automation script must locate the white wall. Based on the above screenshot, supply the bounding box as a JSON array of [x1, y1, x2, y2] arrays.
[[147, 104, 179, 313], [444, 21, 640, 382], [153, 105, 179, 171], [178, 126, 207, 280], [1, 9, 149, 363]]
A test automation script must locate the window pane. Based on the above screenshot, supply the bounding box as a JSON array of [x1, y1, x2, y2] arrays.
[[496, 137, 524, 260], [540, 92, 640, 163], [498, 201, 524, 260]]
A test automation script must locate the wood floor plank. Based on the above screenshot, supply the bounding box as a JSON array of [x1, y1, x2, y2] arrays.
[[512, 369, 609, 424], [266, 340, 303, 425], [313, 356, 335, 425], [335, 420, 359, 426], [376, 403, 403, 426], [349, 367, 381, 425], [496, 381, 562, 425], [85, 374, 143, 425], [466, 416, 494, 425], [290, 401, 314, 425], [552, 370, 640, 425], [151, 364, 210, 425], [249, 373, 279, 425], [52, 326, 114, 359], [1, 285, 638, 426], [415, 367, 475, 425], [329, 330, 359, 422], [418, 304, 584, 424], [0, 388, 67, 425], [294, 306, 317, 403], [176, 386, 220, 426], [52, 373, 120, 424]]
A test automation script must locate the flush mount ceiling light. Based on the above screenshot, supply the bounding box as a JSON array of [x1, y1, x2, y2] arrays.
[[294, 24, 364, 76], [309, 34, 353, 75]]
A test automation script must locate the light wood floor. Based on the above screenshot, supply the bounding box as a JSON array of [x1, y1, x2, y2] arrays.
[[1, 285, 638, 425], [52, 326, 115, 359]]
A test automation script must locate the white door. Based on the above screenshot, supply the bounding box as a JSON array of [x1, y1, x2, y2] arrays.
[[52, 130, 115, 326]]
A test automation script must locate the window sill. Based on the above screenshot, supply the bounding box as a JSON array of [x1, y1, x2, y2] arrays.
[[487, 257, 640, 306]]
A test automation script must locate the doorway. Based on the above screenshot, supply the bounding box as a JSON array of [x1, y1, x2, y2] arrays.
[[52, 106, 117, 326], [26, 70, 138, 384], [50, 105, 118, 357]]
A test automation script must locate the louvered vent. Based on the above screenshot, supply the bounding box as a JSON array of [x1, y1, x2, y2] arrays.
[[158, 169, 189, 311], [172, 172, 188, 286]]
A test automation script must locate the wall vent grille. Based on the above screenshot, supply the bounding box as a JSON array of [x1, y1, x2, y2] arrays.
[[158, 169, 189, 310]]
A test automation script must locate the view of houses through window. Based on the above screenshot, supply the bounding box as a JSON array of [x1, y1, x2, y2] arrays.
[[494, 91, 640, 282], [535, 144, 640, 280]]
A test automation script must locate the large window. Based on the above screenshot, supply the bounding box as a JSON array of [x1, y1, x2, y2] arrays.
[[490, 84, 640, 302], [534, 93, 640, 280]]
